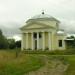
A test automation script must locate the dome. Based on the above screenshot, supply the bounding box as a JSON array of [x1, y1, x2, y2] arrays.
[[31, 13, 53, 19], [26, 11, 59, 23]]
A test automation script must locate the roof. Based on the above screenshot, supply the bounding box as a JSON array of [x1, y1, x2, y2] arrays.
[[31, 14, 52, 19], [65, 39, 74, 41], [57, 30, 66, 35], [57, 31, 64, 34], [26, 12, 60, 23]]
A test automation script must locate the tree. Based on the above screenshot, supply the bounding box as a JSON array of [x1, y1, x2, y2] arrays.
[[70, 35, 75, 39], [0, 29, 9, 49], [15, 40, 21, 48], [8, 39, 16, 49]]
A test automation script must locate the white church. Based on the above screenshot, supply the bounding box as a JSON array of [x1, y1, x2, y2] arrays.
[[20, 12, 66, 51]]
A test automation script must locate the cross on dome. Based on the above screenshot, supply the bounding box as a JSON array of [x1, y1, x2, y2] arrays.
[[42, 10, 45, 15]]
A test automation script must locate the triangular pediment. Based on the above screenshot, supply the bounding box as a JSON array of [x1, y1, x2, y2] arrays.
[[20, 22, 55, 30]]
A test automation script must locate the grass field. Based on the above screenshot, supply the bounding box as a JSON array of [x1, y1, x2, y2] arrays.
[[64, 55, 75, 75], [0, 50, 75, 75], [0, 50, 44, 75]]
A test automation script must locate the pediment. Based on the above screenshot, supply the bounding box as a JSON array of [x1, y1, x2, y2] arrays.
[[20, 22, 55, 30]]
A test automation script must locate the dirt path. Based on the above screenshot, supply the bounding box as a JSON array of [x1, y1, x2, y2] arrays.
[[24, 55, 69, 75]]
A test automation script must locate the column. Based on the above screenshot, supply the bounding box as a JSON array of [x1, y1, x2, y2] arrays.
[[31, 32, 34, 50], [48, 32, 51, 50], [21, 33, 24, 51], [26, 32, 28, 49], [37, 32, 39, 50], [42, 32, 45, 50]]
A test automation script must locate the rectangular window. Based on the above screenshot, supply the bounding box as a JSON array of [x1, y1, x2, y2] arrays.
[[34, 33, 37, 39], [59, 40, 62, 47]]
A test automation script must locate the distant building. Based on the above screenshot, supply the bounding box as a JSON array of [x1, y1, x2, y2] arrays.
[[20, 12, 66, 51]]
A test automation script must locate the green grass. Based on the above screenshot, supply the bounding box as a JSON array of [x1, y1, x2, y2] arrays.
[[0, 49, 75, 75], [22, 49, 75, 55], [64, 55, 75, 75], [0, 50, 44, 75], [47, 55, 75, 75]]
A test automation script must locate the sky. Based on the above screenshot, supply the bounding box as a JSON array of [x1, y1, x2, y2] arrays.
[[0, 0, 75, 39]]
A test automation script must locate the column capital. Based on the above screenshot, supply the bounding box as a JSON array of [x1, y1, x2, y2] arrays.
[[25, 32, 28, 33]]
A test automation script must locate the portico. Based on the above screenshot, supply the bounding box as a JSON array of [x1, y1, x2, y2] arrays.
[[22, 31, 52, 50]]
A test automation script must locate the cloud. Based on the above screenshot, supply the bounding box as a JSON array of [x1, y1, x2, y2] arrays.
[[0, 0, 75, 37], [59, 19, 75, 33]]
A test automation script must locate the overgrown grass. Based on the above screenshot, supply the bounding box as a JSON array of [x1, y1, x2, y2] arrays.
[[0, 50, 44, 75], [46, 55, 75, 75], [0, 49, 75, 75], [64, 55, 75, 75], [48, 55, 75, 75]]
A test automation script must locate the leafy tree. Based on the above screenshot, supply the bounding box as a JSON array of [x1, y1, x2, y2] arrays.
[[8, 39, 16, 49], [70, 35, 75, 39], [15, 40, 21, 48], [0, 29, 9, 49]]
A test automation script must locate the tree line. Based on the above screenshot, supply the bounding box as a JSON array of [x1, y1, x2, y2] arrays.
[[0, 29, 21, 49]]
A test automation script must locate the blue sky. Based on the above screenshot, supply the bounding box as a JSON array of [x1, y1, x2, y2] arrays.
[[0, 0, 75, 38]]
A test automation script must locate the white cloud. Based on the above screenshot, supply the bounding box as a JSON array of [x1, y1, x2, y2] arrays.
[[0, 0, 75, 37]]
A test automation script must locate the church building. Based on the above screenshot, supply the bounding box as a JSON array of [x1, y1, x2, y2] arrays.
[[20, 12, 66, 51]]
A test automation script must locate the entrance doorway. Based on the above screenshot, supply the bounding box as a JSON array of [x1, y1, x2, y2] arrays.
[[35, 40, 37, 50], [33, 32, 42, 50]]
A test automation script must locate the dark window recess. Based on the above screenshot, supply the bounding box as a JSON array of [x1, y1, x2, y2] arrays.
[[34, 33, 37, 38], [39, 33, 42, 38], [34, 33, 42, 38], [59, 40, 62, 47]]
